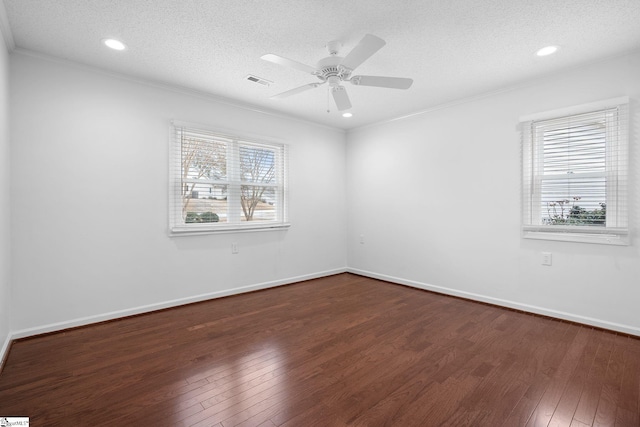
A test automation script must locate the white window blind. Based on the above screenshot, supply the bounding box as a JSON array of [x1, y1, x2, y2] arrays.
[[521, 99, 629, 245], [170, 123, 289, 235]]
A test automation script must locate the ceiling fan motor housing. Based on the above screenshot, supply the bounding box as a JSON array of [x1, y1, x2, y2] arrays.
[[315, 56, 352, 83]]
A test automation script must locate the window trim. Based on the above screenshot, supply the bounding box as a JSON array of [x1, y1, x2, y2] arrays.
[[520, 97, 630, 245], [169, 121, 290, 236]]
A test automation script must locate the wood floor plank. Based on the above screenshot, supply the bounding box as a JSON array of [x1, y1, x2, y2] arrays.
[[1, 273, 639, 427], [593, 334, 627, 426], [573, 331, 617, 425], [615, 336, 640, 426], [524, 326, 590, 425], [496, 316, 572, 426], [547, 328, 600, 427]]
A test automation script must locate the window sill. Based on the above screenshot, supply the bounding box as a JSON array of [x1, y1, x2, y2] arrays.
[[522, 228, 629, 246], [170, 222, 291, 237]]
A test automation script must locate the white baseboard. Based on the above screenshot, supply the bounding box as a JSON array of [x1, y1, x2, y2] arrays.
[[348, 267, 640, 337], [7, 265, 637, 355], [0, 331, 12, 373], [10, 268, 347, 340]]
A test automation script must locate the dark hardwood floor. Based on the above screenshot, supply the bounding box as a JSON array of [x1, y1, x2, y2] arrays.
[[1, 273, 639, 426]]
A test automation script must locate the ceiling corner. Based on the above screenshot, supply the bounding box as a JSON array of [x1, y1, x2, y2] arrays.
[[0, 0, 16, 51]]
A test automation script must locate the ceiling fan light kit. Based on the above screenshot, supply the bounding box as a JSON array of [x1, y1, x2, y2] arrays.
[[261, 34, 413, 111]]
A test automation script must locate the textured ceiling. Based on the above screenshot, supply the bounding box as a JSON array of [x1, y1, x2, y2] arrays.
[[2, 0, 640, 130]]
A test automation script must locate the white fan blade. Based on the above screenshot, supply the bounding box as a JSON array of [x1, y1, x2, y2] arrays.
[[332, 86, 352, 111], [270, 83, 322, 99], [350, 75, 413, 89], [261, 54, 317, 74], [340, 34, 386, 71]]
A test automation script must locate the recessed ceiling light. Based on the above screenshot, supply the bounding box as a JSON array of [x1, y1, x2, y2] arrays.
[[536, 45, 559, 57], [342, 112, 353, 118], [103, 38, 126, 51]]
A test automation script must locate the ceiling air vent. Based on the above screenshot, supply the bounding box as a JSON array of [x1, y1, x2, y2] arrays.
[[245, 74, 273, 86]]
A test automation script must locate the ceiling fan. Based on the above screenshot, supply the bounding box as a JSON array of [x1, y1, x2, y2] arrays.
[[261, 34, 413, 111]]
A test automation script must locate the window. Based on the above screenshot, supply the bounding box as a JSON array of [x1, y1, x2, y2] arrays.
[[521, 97, 629, 245], [170, 122, 289, 235]]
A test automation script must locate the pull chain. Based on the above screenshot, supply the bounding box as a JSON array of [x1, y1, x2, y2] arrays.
[[326, 87, 331, 113]]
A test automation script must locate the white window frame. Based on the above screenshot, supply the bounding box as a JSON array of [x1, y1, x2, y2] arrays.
[[520, 97, 629, 245], [169, 121, 289, 236]]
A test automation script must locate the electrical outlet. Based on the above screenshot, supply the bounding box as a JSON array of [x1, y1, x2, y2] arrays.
[[542, 252, 552, 266], [232, 243, 239, 254], [359, 234, 365, 244]]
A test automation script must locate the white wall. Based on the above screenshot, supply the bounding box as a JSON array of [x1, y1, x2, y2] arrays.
[[0, 25, 11, 361], [10, 52, 347, 335], [7, 47, 640, 340], [347, 51, 640, 335]]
